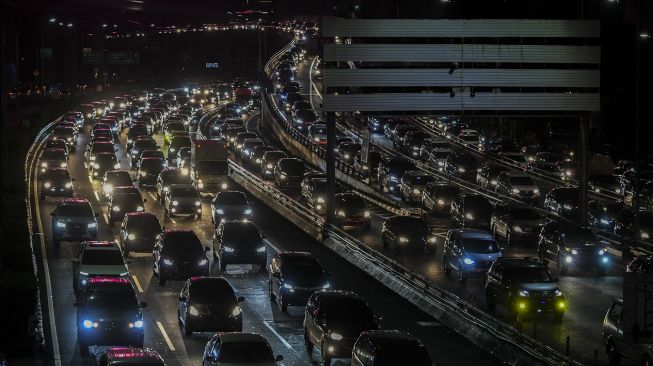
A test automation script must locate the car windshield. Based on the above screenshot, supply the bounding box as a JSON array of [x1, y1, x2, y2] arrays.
[[47, 170, 69, 180], [108, 174, 132, 186], [556, 189, 580, 201], [128, 216, 161, 232], [431, 185, 459, 196], [297, 110, 317, 120], [323, 298, 375, 327], [59, 204, 93, 217], [135, 140, 158, 150], [92, 143, 115, 154], [163, 234, 202, 256], [430, 151, 450, 159], [82, 249, 124, 265], [311, 126, 327, 135], [141, 160, 165, 169], [280, 160, 305, 174], [466, 197, 491, 210], [337, 195, 365, 210], [163, 171, 187, 184], [538, 153, 562, 163], [42, 150, 66, 160], [511, 208, 542, 220], [223, 224, 260, 241], [388, 160, 415, 174], [190, 281, 234, 304], [171, 187, 197, 197], [590, 174, 617, 185], [562, 229, 597, 243], [282, 260, 324, 282], [462, 238, 499, 253], [508, 267, 554, 283], [85, 290, 137, 310], [394, 217, 428, 234], [408, 175, 434, 185], [374, 347, 431, 366], [217, 193, 246, 205], [219, 342, 274, 363], [510, 176, 535, 186]]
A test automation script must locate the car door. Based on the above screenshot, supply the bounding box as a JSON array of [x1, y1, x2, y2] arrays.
[[604, 302, 631, 358], [271, 257, 282, 296], [119, 216, 129, 245], [305, 301, 321, 345], [153, 235, 163, 273], [179, 281, 189, 324]]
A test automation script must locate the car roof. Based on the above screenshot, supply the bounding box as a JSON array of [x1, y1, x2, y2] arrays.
[[495, 257, 545, 269], [362, 330, 420, 346], [218, 332, 269, 343], [82, 241, 120, 251], [450, 229, 494, 239], [313, 289, 362, 301], [59, 198, 90, 205]]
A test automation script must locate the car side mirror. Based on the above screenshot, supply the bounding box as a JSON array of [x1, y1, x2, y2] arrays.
[[275, 355, 284, 362], [204, 246, 210, 252], [140, 301, 148, 308], [237, 296, 245, 302], [178, 296, 186, 302]]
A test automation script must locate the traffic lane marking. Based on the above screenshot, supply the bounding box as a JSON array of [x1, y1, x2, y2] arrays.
[[156, 321, 176, 351], [263, 238, 281, 253], [263, 321, 293, 350], [132, 275, 144, 293]]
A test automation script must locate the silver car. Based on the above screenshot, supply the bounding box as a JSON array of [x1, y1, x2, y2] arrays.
[[164, 184, 202, 220]]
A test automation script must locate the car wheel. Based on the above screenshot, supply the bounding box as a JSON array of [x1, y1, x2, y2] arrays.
[[268, 281, 276, 301], [321, 341, 332, 366], [279, 293, 288, 312], [304, 328, 314, 354], [443, 255, 451, 274], [485, 289, 496, 312], [606, 340, 621, 366]]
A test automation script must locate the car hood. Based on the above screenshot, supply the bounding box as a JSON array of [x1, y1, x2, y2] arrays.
[[512, 219, 546, 228], [79, 264, 128, 275], [59, 216, 95, 224], [518, 283, 559, 292], [83, 309, 139, 323], [465, 252, 502, 261], [172, 196, 199, 205]]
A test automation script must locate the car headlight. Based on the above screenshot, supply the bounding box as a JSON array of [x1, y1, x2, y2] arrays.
[[465, 212, 474, 220], [136, 206, 144, 211], [257, 246, 266, 253], [600, 218, 610, 225], [245, 208, 252, 215], [82, 319, 97, 329], [172, 200, 178, 206], [344, 154, 350, 159], [198, 258, 208, 266], [93, 163, 100, 169], [571, 249, 578, 255], [65, 182, 72, 188], [323, 282, 330, 289], [428, 237, 437, 243], [181, 168, 189, 175], [463, 258, 475, 265], [337, 210, 346, 217], [231, 306, 242, 317], [330, 332, 343, 341], [61, 162, 68, 168], [266, 163, 273, 169], [438, 161, 444, 166], [565, 170, 572, 176], [513, 225, 523, 233], [90, 155, 96, 161], [563, 204, 573, 210], [519, 290, 530, 297], [67, 137, 73, 142], [56, 221, 66, 228], [599, 249, 606, 256], [87, 222, 96, 228], [195, 201, 201, 206], [44, 182, 51, 188], [437, 199, 445, 205], [317, 197, 325, 203], [128, 233, 136, 240], [458, 167, 466, 173], [223, 246, 234, 253], [555, 289, 563, 297], [364, 211, 370, 218], [113, 206, 121, 212], [163, 258, 173, 265], [642, 232, 650, 239], [413, 188, 420, 194], [279, 174, 287, 180], [512, 188, 520, 194], [533, 189, 540, 194], [41, 162, 48, 168], [114, 163, 121, 169], [615, 188, 622, 194], [399, 236, 408, 243], [197, 182, 204, 188], [169, 148, 175, 153]]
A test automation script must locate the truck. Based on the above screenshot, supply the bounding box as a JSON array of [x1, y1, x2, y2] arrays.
[[190, 139, 230, 194]]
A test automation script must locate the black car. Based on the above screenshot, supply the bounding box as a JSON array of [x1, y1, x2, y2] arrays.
[[381, 216, 437, 254], [421, 182, 459, 215], [119, 212, 162, 256], [44, 139, 69, 156], [40, 168, 73, 199], [108, 186, 146, 225], [163, 184, 202, 219], [213, 221, 267, 272], [304, 290, 381, 366], [96, 347, 164, 366], [390, 124, 418, 148], [127, 124, 151, 149], [398, 170, 435, 204], [334, 193, 371, 229], [167, 135, 191, 165], [444, 152, 478, 181], [588, 174, 622, 196], [587, 200, 623, 232], [156, 168, 190, 202], [476, 163, 506, 189], [51, 198, 98, 246], [268, 252, 330, 312], [130, 137, 159, 166], [51, 126, 77, 151], [249, 145, 275, 170], [626, 255, 653, 273], [210, 191, 253, 224], [261, 151, 287, 178], [377, 158, 416, 194], [401, 131, 430, 158], [450, 194, 493, 229], [490, 204, 546, 245], [485, 258, 565, 320], [153, 230, 210, 285], [614, 209, 653, 244], [292, 109, 318, 130], [102, 170, 134, 200], [543, 187, 580, 219], [352, 330, 432, 366], [538, 221, 610, 275], [353, 150, 382, 182], [239, 138, 264, 162], [39, 148, 68, 174], [177, 276, 244, 335], [232, 132, 258, 151], [137, 157, 166, 187], [76, 277, 146, 355], [274, 158, 306, 188], [336, 142, 361, 164]]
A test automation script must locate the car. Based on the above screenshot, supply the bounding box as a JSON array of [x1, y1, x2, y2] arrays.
[[76, 277, 146, 355], [543, 187, 580, 219], [153, 230, 210, 285], [175, 147, 191, 166], [377, 158, 415, 194], [213, 221, 267, 272], [419, 137, 450, 162], [249, 144, 274, 169], [210, 191, 252, 224], [614, 208, 653, 243], [304, 290, 381, 366], [421, 182, 459, 215], [72, 241, 129, 296], [221, 124, 247, 145], [278, 85, 299, 100], [137, 150, 165, 169], [601, 298, 653, 366], [101, 170, 134, 200], [537, 221, 610, 275], [302, 178, 329, 214], [119, 212, 162, 256], [232, 132, 258, 151], [51, 126, 77, 151], [491, 204, 546, 245], [353, 150, 382, 182], [40, 168, 73, 199], [382, 119, 406, 138], [44, 139, 69, 156], [164, 184, 202, 219], [39, 147, 69, 175], [108, 186, 146, 225], [202, 332, 283, 366], [398, 170, 435, 204], [274, 158, 306, 188], [89, 130, 114, 144], [336, 141, 361, 164], [86, 141, 115, 164], [178, 276, 244, 335], [401, 131, 430, 157], [283, 92, 303, 111], [588, 173, 622, 195], [127, 125, 152, 148], [292, 109, 318, 130], [425, 149, 452, 172], [292, 100, 312, 115], [476, 163, 506, 189], [444, 152, 478, 181], [239, 138, 265, 161], [333, 193, 371, 229], [268, 252, 330, 312], [308, 124, 327, 145], [156, 168, 190, 202], [163, 121, 186, 144], [587, 200, 623, 232], [51, 198, 98, 246], [450, 193, 493, 230], [261, 151, 287, 178], [390, 124, 418, 148], [495, 171, 540, 203], [442, 229, 502, 282], [626, 255, 653, 273], [130, 137, 159, 166], [95, 347, 165, 366], [137, 157, 166, 187], [352, 330, 433, 366], [381, 216, 437, 254], [485, 258, 565, 320], [167, 135, 191, 165]]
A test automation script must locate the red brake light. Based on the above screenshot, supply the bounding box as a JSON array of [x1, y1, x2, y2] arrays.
[[87, 277, 129, 284]]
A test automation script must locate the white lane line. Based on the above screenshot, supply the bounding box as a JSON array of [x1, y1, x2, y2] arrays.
[[156, 321, 176, 351], [88, 175, 93, 185], [263, 321, 293, 350], [93, 191, 100, 202], [33, 169, 62, 366], [263, 238, 281, 253], [147, 192, 157, 201], [103, 213, 109, 225], [132, 275, 144, 293]]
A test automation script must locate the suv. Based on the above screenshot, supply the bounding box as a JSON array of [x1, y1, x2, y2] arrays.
[[443, 229, 502, 282], [261, 151, 287, 178], [352, 330, 432, 366], [450, 194, 493, 229], [398, 170, 435, 204], [119, 212, 162, 256], [444, 152, 477, 181], [334, 193, 371, 229], [495, 171, 540, 204], [304, 290, 381, 366], [51, 198, 98, 246], [537, 221, 610, 275], [476, 163, 505, 189], [164, 184, 202, 219], [72, 241, 128, 295], [137, 157, 166, 187], [102, 170, 134, 200], [167, 135, 191, 165], [274, 158, 306, 188], [421, 182, 459, 215], [40, 168, 73, 199], [177, 276, 244, 335], [268, 252, 330, 312], [490, 204, 546, 245], [213, 221, 267, 272], [210, 191, 253, 224], [108, 186, 146, 225], [152, 230, 210, 285], [156, 168, 190, 202], [381, 216, 436, 254], [39, 148, 68, 174], [76, 277, 146, 355], [485, 258, 565, 320]]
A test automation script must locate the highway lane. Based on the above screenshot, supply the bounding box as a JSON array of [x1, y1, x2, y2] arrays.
[[34, 107, 499, 365], [265, 55, 626, 364]]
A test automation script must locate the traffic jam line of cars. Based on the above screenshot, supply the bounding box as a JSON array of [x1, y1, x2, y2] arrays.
[[36, 75, 436, 365]]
